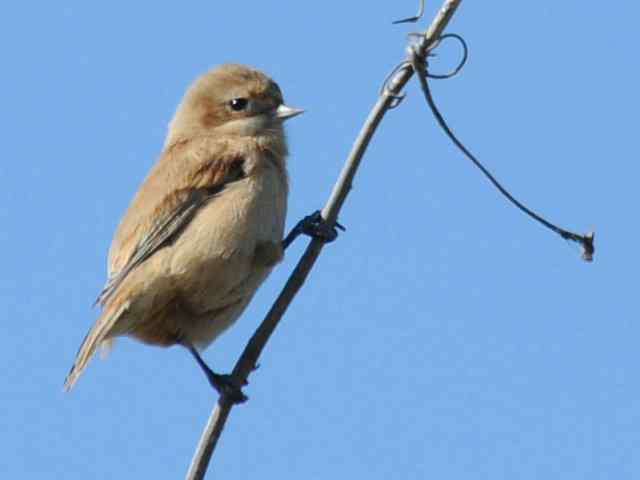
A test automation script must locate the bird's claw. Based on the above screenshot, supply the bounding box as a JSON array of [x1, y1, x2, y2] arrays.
[[282, 210, 345, 250], [297, 210, 345, 244], [207, 372, 248, 404]]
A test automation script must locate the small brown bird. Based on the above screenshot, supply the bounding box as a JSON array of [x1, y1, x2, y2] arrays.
[[64, 64, 303, 400]]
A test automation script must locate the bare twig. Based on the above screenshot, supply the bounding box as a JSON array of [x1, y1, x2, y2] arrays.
[[185, 1, 463, 478]]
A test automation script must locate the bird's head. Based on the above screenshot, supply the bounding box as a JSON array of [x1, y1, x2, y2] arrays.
[[167, 64, 303, 146]]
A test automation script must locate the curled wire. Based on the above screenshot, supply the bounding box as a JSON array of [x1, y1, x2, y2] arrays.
[[392, 0, 425, 24], [379, 32, 467, 109], [379, 61, 411, 109], [423, 33, 468, 79], [379, 33, 469, 109]]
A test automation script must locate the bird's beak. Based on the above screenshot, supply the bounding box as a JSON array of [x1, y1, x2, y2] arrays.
[[273, 104, 304, 121]]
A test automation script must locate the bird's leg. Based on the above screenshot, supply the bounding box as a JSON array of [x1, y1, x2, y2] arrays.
[[186, 345, 248, 404], [282, 210, 346, 250]]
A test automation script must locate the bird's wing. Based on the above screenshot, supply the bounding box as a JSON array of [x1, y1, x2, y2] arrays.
[[96, 141, 245, 306]]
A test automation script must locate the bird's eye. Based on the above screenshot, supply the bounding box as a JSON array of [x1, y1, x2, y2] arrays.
[[229, 98, 249, 111]]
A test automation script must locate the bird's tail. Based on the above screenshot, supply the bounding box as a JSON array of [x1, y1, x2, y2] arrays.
[[63, 302, 129, 391]]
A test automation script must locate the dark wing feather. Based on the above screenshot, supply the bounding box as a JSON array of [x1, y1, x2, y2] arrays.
[[95, 162, 244, 307]]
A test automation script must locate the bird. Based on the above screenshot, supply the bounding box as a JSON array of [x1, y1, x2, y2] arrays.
[[64, 64, 304, 401]]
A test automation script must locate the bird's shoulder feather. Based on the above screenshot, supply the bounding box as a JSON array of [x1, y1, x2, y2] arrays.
[[99, 137, 245, 305]]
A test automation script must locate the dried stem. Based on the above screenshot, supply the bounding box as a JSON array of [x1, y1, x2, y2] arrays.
[[185, 1, 463, 478]]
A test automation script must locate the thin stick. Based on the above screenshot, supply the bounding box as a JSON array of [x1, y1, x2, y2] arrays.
[[185, 1, 463, 478]]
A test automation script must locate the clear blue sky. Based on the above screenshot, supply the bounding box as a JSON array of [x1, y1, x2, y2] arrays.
[[2, 1, 637, 478]]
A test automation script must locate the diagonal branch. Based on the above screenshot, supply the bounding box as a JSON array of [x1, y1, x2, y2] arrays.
[[185, 1, 463, 479]]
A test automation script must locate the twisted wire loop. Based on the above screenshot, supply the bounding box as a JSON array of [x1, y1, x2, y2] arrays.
[[423, 33, 468, 79], [379, 32, 468, 110], [379, 61, 411, 109], [407, 37, 595, 262]]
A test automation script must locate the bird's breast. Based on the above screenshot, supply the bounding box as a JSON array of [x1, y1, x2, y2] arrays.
[[166, 160, 287, 311]]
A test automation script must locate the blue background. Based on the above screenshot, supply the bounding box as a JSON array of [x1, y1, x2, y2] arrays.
[[2, 1, 637, 478]]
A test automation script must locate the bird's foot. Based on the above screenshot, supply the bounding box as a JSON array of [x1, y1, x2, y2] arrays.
[[283, 210, 345, 249], [186, 345, 248, 404], [205, 371, 248, 404]]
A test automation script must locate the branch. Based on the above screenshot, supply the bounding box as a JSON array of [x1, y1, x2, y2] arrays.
[[185, 1, 463, 478]]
